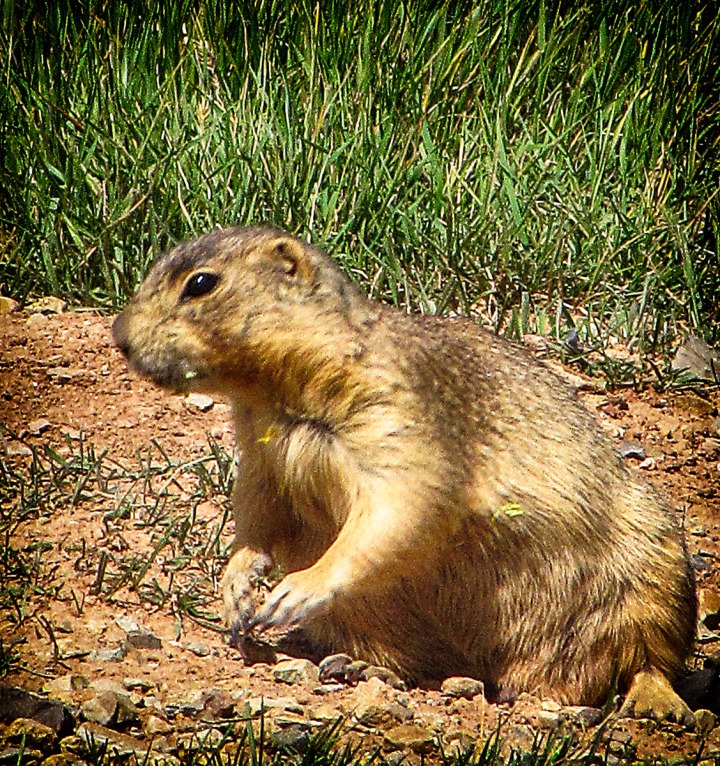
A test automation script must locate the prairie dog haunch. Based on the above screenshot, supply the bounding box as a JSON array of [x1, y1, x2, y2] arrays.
[[113, 226, 696, 721]]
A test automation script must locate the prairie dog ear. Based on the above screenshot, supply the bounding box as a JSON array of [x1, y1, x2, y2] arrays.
[[266, 237, 314, 282]]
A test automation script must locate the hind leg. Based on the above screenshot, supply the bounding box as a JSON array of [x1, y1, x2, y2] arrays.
[[620, 667, 695, 726]]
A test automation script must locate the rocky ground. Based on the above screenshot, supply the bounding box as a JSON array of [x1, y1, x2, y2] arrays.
[[1, 306, 720, 765]]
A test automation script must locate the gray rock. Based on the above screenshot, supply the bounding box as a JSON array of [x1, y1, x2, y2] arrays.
[[269, 725, 309, 752], [26, 313, 48, 329], [245, 696, 303, 717], [504, 725, 545, 753], [144, 714, 173, 736], [318, 653, 353, 683], [536, 709, 565, 729], [58, 735, 85, 756], [270, 712, 309, 728], [345, 660, 370, 683], [440, 676, 484, 700], [42, 674, 88, 696], [164, 690, 206, 718], [93, 679, 126, 695], [0, 296, 20, 314], [185, 641, 211, 657], [201, 689, 235, 720], [349, 680, 409, 727], [54, 620, 74, 634], [312, 683, 345, 695], [690, 553, 711, 572], [0, 687, 74, 735], [307, 704, 343, 725], [46, 367, 81, 383], [26, 297, 67, 315], [358, 665, 406, 690], [88, 645, 126, 662], [5, 443, 32, 457], [115, 615, 141, 633], [385, 703, 414, 723], [617, 441, 646, 460], [125, 630, 162, 650], [81, 691, 117, 726], [272, 659, 320, 686], [672, 335, 720, 381], [566, 706, 604, 727], [122, 677, 155, 692], [186, 393, 215, 412], [27, 419, 52, 436], [81, 690, 137, 727], [115, 693, 139, 726]]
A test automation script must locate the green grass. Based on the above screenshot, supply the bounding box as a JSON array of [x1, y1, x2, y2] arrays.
[[1, 1, 718, 351]]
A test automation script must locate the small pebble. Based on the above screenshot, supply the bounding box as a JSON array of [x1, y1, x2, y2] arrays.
[[0, 296, 20, 314], [690, 553, 711, 571], [122, 677, 155, 692], [89, 645, 126, 662], [618, 441, 646, 460], [695, 708, 717, 736], [27, 418, 52, 436], [269, 725, 309, 752], [567, 706, 604, 727], [144, 714, 172, 736], [273, 658, 320, 686], [186, 393, 214, 412], [6, 443, 32, 457], [383, 724, 435, 754], [5, 718, 57, 750], [81, 692, 118, 726], [185, 641, 211, 657], [440, 676, 484, 700], [125, 630, 162, 650], [319, 653, 353, 683], [26, 297, 67, 314]]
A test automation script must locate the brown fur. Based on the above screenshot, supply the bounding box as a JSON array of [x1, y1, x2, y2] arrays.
[[113, 226, 697, 719]]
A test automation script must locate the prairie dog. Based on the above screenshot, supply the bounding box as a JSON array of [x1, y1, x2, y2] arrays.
[[113, 226, 696, 722]]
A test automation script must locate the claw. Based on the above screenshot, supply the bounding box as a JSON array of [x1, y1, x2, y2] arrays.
[[250, 573, 331, 634]]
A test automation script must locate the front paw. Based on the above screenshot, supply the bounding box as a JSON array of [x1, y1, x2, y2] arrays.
[[250, 570, 335, 634], [221, 548, 273, 642]]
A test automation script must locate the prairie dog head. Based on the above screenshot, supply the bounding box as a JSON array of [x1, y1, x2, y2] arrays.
[[112, 226, 366, 397]]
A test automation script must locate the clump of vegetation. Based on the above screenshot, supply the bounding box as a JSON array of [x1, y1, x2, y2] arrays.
[[0, 430, 234, 646], [1, 1, 718, 350]]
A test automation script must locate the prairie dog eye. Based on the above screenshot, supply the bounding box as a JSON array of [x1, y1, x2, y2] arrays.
[[181, 272, 220, 300]]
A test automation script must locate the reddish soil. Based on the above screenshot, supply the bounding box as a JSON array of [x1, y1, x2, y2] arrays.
[[1, 308, 720, 762]]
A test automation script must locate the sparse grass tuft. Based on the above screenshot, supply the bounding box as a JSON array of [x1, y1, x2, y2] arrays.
[[1, 1, 718, 353], [0, 426, 236, 641]]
